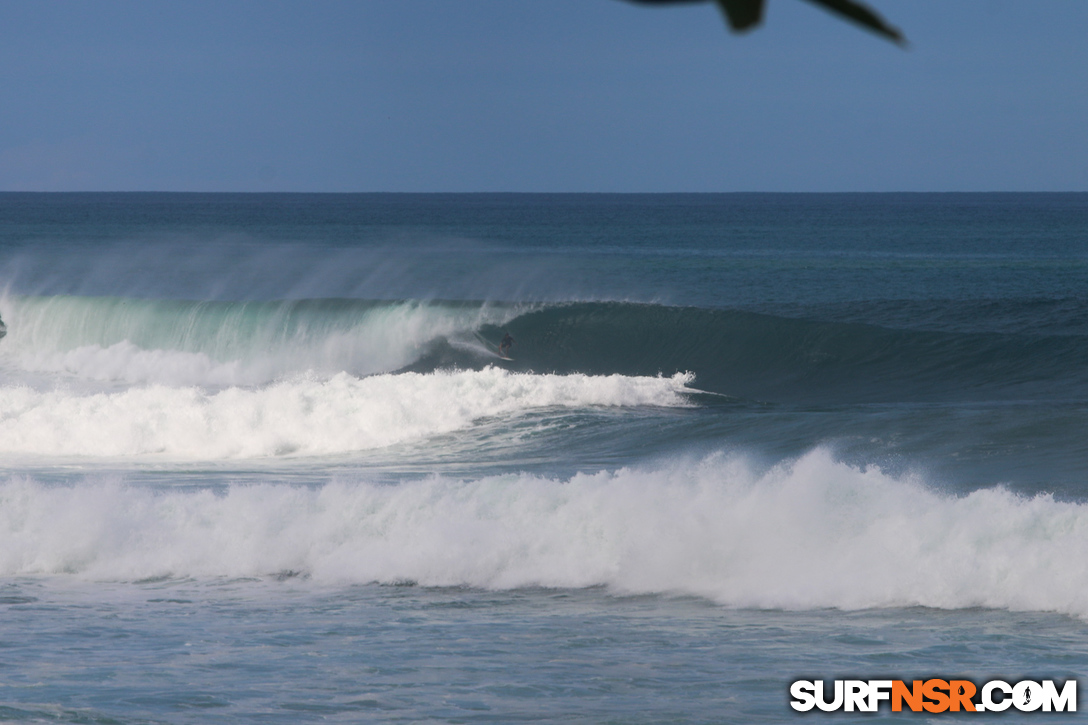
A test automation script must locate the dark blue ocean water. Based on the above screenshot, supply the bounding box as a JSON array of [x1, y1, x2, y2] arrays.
[[1, 193, 1086, 722]]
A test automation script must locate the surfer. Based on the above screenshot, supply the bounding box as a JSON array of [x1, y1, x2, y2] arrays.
[[499, 331, 515, 358]]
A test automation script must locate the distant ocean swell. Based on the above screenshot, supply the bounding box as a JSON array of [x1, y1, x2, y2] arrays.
[[3, 449, 1087, 617], [3, 294, 1086, 403]]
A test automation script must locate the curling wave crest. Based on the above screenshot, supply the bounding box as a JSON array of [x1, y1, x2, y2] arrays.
[[0, 294, 522, 385], [3, 449, 1087, 617]]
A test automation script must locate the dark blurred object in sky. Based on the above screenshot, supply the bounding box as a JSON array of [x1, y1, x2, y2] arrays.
[[623, 0, 905, 45]]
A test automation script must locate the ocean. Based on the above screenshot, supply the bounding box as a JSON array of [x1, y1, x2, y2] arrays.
[[0, 192, 1086, 722]]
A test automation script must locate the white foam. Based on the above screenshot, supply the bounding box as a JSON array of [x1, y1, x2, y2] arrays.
[[0, 369, 695, 458], [3, 449, 1088, 618]]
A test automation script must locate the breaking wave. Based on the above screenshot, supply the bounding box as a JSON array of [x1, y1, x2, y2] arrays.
[[3, 449, 1087, 617], [3, 294, 1087, 403]]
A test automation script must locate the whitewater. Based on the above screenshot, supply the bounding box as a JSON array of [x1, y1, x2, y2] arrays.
[[1, 192, 1087, 723], [5, 450, 1088, 619]]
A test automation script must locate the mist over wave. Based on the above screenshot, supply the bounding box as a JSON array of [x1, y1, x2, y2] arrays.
[[4, 448, 1086, 617], [0, 369, 695, 459]]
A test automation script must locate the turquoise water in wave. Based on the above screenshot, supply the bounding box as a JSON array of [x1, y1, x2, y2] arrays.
[[1, 193, 1087, 722]]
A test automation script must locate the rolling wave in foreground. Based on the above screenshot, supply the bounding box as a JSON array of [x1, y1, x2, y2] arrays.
[[2, 449, 1086, 617]]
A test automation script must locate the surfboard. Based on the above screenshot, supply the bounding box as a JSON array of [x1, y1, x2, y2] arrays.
[[475, 332, 514, 361]]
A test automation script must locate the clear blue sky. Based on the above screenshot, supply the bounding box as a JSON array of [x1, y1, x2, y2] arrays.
[[1, 1, 1085, 192]]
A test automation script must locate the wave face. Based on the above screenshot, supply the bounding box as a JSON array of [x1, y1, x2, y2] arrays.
[[4, 450, 1087, 617], [473, 302, 1088, 403]]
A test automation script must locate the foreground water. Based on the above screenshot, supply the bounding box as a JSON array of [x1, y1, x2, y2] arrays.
[[1, 193, 1086, 722]]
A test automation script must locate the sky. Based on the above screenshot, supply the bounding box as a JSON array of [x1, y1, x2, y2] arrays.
[[0, 0, 1085, 192]]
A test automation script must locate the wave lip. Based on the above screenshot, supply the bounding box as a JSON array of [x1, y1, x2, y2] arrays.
[[0, 369, 695, 459], [3, 449, 1088, 619]]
